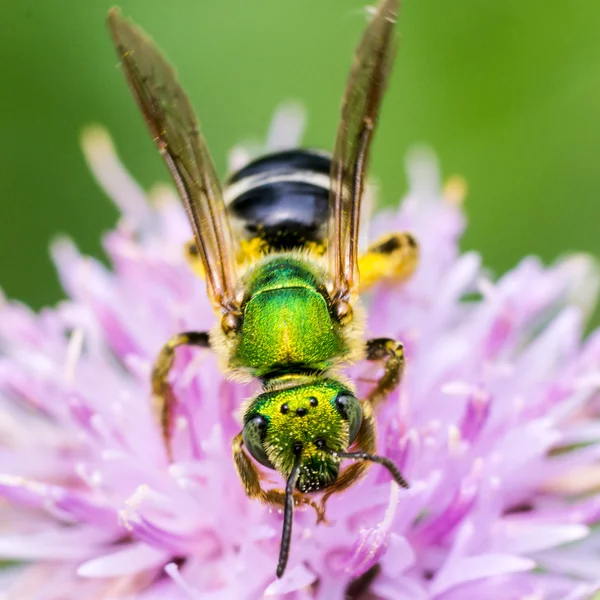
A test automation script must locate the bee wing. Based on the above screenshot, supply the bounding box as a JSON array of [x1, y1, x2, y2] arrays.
[[108, 9, 239, 313], [328, 0, 398, 302]]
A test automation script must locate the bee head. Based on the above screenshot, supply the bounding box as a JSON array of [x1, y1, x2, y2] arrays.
[[242, 379, 362, 493], [241, 377, 409, 580]]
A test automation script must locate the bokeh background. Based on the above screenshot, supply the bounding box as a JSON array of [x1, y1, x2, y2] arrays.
[[1, 0, 599, 325]]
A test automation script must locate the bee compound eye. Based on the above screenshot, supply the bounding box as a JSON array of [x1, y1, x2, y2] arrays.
[[334, 393, 363, 444], [242, 415, 274, 469]]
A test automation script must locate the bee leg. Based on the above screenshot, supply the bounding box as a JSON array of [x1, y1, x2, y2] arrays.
[[185, 237, 268, 276], [358, 232, 419, 291], [365, 337, 405, 409], [232, 433, 325, 521], [319, 341, 406, 509], [183, 239, 206, 279], [152, 331, 210, 461], [319, 401, 377, 507]]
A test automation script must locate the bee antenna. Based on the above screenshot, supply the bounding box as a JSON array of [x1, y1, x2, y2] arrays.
[[276, 450, 303, 578], [335, 451, 410, 489]]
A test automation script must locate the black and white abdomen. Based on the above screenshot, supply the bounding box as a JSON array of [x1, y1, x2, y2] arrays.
[[224, 149, 331, 251]]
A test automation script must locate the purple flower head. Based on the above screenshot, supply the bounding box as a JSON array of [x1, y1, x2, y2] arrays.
[[1, 105, 600, 599]]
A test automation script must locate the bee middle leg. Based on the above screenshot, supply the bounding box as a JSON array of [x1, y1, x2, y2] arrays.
[[232, 433, 325, 521], [152, 331, 210, 461], [319, 398, 409, 511], [319, 340, 407, 508], [358, 232, 419, 291], [319, 400, 378, 506], [364, 337, 405, 409], [183, 240, 205, 279], [185, 238, 268, 277]]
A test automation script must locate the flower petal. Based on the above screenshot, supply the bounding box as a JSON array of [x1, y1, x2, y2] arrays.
[[430, 553, 535, 596], [77, 543, 168, 578]]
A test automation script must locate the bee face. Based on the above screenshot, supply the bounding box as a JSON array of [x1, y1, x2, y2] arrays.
[[242, 379, 363, 492]]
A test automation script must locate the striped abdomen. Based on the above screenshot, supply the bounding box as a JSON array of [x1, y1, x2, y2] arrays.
[[224, 149, 331, 251]]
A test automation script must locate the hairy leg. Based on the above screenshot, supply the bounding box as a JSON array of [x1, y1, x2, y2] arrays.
[[152, 331, 210, 461], [358, 232, 419, 290], [188, 232, 417, 288], [319, 401, 377, 506], [319, 339, 407, 506], [232, 433, 325, 521], [365, 337, 405, 409], [185, 237, 268, 277]]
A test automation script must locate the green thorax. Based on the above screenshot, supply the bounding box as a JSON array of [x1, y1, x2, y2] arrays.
[[231, 256, 347, 377]]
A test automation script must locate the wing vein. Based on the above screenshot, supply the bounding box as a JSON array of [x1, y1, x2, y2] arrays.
[[328, 0, 399, 303], [107, 8, 239, 314]]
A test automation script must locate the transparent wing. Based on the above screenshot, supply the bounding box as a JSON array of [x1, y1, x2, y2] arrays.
[[107, 8, 239, 314], [328, 0, 399, 302]]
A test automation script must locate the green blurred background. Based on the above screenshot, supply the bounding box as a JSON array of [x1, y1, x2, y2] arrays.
[[1, 1, 599, 324]]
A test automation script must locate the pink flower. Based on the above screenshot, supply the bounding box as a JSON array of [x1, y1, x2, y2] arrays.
[[1, 106, 600, 599]]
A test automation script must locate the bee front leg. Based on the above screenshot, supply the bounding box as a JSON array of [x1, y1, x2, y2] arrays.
[[358, 232, 419, 291], [152, 331, 210, 461], [319, 401, 377, 506], [232, 434, 325, 521], [365, 337, 405, 409], [320, 399, 409, 512], [319, 341, 407, 509]]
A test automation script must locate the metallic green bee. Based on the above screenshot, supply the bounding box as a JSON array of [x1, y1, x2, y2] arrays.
[[108, 0, 418, 578]]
